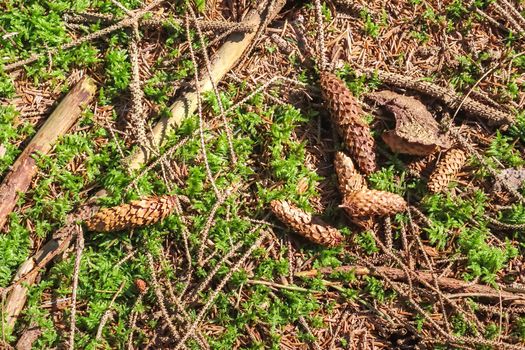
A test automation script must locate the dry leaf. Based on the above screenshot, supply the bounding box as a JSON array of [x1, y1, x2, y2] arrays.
[[367, 90, 450, 155]]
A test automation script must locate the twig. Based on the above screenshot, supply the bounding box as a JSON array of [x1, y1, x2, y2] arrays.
[[95, 281, 125, 342], [145, 252, 187, 349], [184, 13, 220, 198], [296, 265, 525, 301], [0, 76, 96, 231], [188, 5, 237, 164], [314, 0, 327, 70], [2, 0, 165, 72], [174, 232, 269, 350], [68, 225, 84, 350]]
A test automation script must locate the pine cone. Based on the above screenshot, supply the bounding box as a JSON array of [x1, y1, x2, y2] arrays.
[[270, 200, 343, 247], [85, 195, 177, 232], [320, 71, 377, 174], [406, 153, 437, 178], [428, 148, 467, 193], [340, 189, 407, 218], [334, 151, 367, 196]]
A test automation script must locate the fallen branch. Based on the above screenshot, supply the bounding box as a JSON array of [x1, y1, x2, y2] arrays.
[[360, 68, 515, 125], [0, 76, 96, 232], [126, 0, 287, 170], [295, 265, 525, 301]]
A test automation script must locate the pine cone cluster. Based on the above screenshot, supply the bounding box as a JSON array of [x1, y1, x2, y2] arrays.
[[340, 189, 407, 219], [85, 195, 177, 232], [270, 200, 343, 247], [320, 71, 377, 175], [428, 148, 467, 193]]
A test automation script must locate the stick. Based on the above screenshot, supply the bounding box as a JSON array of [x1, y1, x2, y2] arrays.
[[0, 76, 96, 232], [126, 0, 287, 170], [295, 265, 525, 301]]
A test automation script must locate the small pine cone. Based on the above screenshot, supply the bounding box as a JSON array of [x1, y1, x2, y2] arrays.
[[320, 71, 377, 174], [270, 200, 343, 247], [341, 189, 407, 219], [85, 195, 177, 232], [134, 279, 148, 294], [428, 148, 467, 193], [334, 151, 367, 196]]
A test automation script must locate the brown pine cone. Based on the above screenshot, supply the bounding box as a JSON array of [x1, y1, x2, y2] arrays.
[[334, 151, 367, 196], [428, 148, 467, 193], [270, 200, 343, 247], [85, 195, 177, 232], [340, 189, 407, 219], [134, 279, 148, 294], [320, 71, 377, 174], [406, 153, 437, 178]]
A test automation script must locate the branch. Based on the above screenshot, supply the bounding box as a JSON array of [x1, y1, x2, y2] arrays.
[[0, 76, 96, 232], [126, 0, 287, 170], [295, 265, 525, 301]]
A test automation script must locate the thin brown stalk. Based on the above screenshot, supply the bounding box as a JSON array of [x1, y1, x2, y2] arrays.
[[174, 232, 269, 350], [68, 225, 84, 350]]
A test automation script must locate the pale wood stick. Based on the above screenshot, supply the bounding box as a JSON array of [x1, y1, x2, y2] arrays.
[[126, 0, 287, 170], [0, 76, 96, 232]]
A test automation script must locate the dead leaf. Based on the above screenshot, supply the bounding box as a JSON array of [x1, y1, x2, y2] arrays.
[[366, 90, 451, 156]]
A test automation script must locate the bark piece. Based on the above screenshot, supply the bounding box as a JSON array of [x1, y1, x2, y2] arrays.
[[334, 151, 367, 196], [367, 90, 450, 156], [270, 200, 343, 247], [0, 76, 96, 232], [126, 0, 287, 169], [85, 195, 177, 232], [428, 148, 467, 193], [320, 71, 377, 175], [340, 189, 407, 218]]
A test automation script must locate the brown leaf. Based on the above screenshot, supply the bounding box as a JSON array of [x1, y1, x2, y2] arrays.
[[367, 90, 450, 156]]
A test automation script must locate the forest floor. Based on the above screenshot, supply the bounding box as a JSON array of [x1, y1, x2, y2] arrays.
[[1, 0, 525, 349]]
